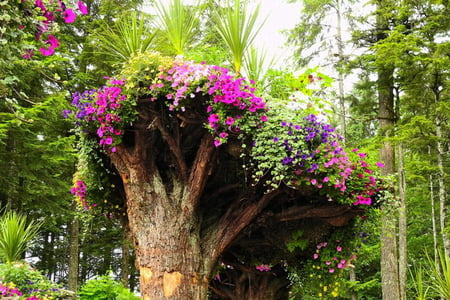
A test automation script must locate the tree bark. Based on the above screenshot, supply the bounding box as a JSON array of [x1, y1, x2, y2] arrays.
[[436, 120, 450, 256], [109, 122, 216, 299], [398, 143, 407, 300], [378, 63, 400, 299], [68, 215, 80, 293]]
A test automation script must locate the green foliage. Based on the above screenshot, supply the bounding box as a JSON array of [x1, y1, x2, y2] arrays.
[[0, 211, 42, 263], [0, 262, 67, 299], [409, 264, 430, 300], [154, 0, 202, 55], [425, 251, 450, 299], [212, 0, 265, 73], [286, 230, 309, 252], [79, 273, 139, 300], [92, 12, 156, 65]]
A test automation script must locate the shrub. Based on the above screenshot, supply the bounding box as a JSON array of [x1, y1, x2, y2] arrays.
[[78, 274, 139, 300]]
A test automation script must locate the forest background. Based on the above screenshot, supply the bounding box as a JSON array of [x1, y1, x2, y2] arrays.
[[1, 0, 449, 299]]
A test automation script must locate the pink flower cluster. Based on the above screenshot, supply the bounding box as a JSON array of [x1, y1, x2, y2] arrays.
[[313, 241, 356, 274], [149, 58, 268, 146], [23, 0, 88, 58], [255, 264, 271, 272], [70, 179, 95, 210], [293, 141, 381, 206], [0, 283, 22, 297]]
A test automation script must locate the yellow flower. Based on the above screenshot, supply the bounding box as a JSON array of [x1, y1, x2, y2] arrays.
[[323, 286, 328, 292]]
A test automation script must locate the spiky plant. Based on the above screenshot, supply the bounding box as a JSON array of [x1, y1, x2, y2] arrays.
[[0, 211, 42, 263], [93, 12, 156, 64], [212, 0, 265, 74], [154, 0, 202, 55]]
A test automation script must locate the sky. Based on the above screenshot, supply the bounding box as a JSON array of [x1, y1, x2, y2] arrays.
[[252, 1, 302, 67]]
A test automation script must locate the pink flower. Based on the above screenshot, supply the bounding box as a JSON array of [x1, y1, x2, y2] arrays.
[[376, 162, 385, 168], [329, 268, 335, 273], [47, 34, 59, 48], [310, 179, 317, 185], [219, 132, 228, 139], [225, 117, 235, 125], [336, 246, 342, 252], [77, 1, 89, 14], [260, 115, 268, 122], [214, 139, 221, 147], [323, 176, 330, 183], [313, 253, 319, 259], [23, 49, 34, 59], [39, 46, 55, 56], [358, 152, 367, 158], [63, 9, 76, 23]]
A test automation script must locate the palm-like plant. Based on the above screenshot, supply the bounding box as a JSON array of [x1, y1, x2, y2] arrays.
[[93, 12, 156, 64], [0, 211, 42, 263], [153, 0, 202, 55], [212, 0, 265, 74], [243, 46, 273, 87], [409, 264, 430, 300], [426, 251, 450, 299]]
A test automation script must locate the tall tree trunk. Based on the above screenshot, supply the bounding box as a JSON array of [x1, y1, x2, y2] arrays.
[[335, 0, 346, 142], [436, 119, 450, 256], [68, 215, 80, 293], [378, 65, 400, 299], [430, 173, 439, 263], [398, 143, 407, 300], [109, 131, 217, 300]]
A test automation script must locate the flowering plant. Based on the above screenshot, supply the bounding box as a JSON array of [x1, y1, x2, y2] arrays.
[[0, 262, 66, 299], [15, 0, 88, 58], [247, 104, 382, 206], [67, 53, 268, 151]]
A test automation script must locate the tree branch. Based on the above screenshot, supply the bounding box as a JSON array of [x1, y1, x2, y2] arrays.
[[274, 204, 364, 226], [205, 189, 281, 264], [183, 133, 216, 216], [153, 116, 188, 180]]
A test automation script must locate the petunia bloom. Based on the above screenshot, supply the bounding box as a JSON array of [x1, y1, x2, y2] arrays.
[[63, 9, 76, 23], [77, 1, 89, 14]]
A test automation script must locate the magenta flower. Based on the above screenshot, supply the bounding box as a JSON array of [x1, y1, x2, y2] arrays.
[[376, 162, 385, 168], [77, 1, 89, 14], [47, 34, 59, 48], [39, 46, 55, 56], [63, 9, 76, 23]]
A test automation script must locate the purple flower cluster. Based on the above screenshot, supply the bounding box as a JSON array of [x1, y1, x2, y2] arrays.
[[272, 114, 381, 206], [67, 79, 127, 152]]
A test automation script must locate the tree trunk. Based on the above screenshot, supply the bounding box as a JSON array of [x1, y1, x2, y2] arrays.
[[378, 63, 400, 299], [436, 121, 450, 256], [335, 0, 346, 142], [109, 130, 216, 300], [68, 215, 80, 293], [398, 143, 407, 300], [430, 173, 439, 263], [121, 226, 131, 287]]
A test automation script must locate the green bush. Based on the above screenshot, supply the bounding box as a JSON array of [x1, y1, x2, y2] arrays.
[[0, 262, 68, 299], [79, 274, 139, 300]]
